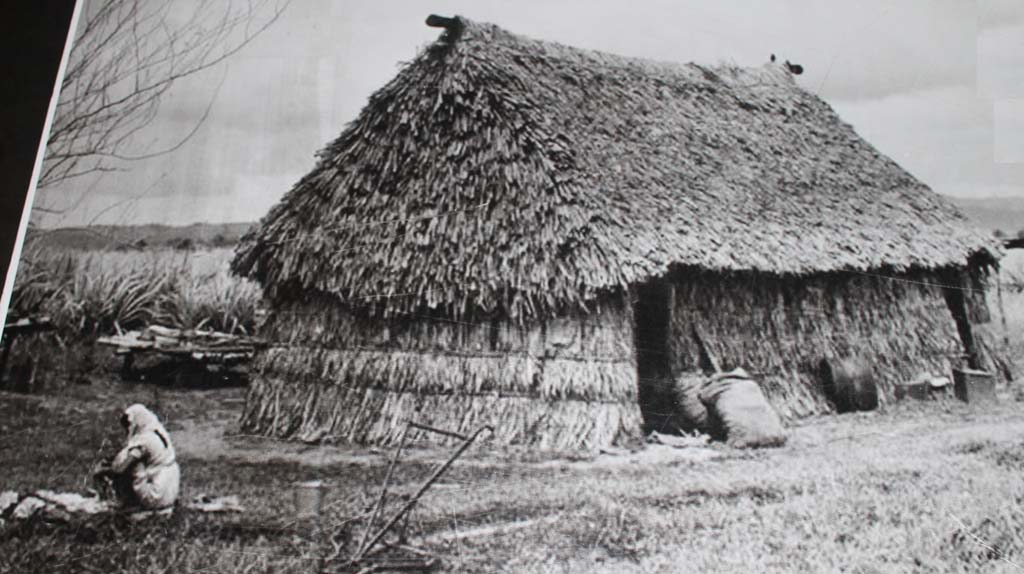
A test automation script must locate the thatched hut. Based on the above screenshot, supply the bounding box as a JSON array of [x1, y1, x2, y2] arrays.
[[232, 15, 1001, 448]]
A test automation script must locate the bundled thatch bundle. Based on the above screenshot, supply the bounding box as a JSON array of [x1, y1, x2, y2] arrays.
[[240, 294, 640, 447], [232, 15, 1000, 448]]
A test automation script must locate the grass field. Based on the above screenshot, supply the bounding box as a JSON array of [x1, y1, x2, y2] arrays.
[[3, 246, 262, 392], [3, 378, 1024, 573], [3, 249, 1024, 572], [8, 246, 260, 336]]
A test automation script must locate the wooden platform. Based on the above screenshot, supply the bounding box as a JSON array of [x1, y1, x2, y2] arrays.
[[97, 325, 265, 380]]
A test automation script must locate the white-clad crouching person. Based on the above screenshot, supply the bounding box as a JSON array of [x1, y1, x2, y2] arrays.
[[93, 404, 181, 512]]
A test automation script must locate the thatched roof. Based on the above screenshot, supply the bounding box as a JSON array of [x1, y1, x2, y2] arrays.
[[233, 15, 998, 320]]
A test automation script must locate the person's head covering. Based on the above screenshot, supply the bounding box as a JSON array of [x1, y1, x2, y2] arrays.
[[122, 404, 165, 438]]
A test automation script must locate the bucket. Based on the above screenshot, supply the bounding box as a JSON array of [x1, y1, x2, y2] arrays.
[[819, 357, 878, 413], [293, 480, 324, 519]]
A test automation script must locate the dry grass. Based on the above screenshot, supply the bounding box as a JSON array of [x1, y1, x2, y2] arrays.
[[4, 378, 1024, 573], [3, 253, 1024, 573]]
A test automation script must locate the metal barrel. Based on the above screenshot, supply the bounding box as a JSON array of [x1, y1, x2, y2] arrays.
[[820, 357, 878, 413]]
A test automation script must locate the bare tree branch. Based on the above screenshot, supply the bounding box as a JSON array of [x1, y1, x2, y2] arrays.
[[35, 0, 292, 216]]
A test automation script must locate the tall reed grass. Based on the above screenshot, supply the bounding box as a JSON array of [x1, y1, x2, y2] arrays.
[[8, 247, 261, 337]]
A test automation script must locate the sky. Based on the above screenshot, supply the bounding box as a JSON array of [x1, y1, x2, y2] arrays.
[[30, 0, 1024, 228]]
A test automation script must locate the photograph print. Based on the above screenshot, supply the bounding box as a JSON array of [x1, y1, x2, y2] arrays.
[[2, 1, 1024, 572]]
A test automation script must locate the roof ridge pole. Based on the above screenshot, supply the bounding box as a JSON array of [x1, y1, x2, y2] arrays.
[[425, 14, 463, 33], [425, 14, 465, 46]]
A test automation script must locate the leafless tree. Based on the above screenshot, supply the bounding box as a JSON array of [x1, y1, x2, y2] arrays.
[[35, 0, 291, 211]]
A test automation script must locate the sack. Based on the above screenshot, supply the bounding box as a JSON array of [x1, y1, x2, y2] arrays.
[[699, 376, 786, 449], [672, 372, 710, 432]]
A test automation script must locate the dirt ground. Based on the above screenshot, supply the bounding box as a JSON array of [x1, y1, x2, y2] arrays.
[[4, 376, 1024, 573]]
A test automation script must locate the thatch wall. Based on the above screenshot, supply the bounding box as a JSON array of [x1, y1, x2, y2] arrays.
[[662, 269, 974, 419], [241, 294, 641, 448]]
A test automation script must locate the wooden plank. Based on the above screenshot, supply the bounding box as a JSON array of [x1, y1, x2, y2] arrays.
[[3, 317, 54, 336], [97, 325, 263, 372]]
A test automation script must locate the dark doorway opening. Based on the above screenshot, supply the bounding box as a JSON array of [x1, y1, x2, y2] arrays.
[[633, 279, 677, 434], [942, 282, 980, 370]]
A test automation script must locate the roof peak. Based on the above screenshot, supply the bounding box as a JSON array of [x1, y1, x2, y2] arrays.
[[422, 14, 798, 91], [425, 14, 462, 32], [232, 14, 996, 319]]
